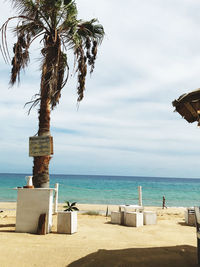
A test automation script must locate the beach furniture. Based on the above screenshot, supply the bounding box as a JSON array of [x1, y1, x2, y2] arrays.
[[118, 205, 144, 213], [185, 208, 196, 226], [15, 188, 54, 234], [111, 211, 123, 224], [57, 211, 77, 234], [118, 205, 143, 227], [143, 211, 157, 225], [194, 207, 200, 264], [124, 212, 143, 227]]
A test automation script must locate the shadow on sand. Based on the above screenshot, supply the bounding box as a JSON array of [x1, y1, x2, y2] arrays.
[[68, 245, 198, 267], [178, 222, 196, 227], [0, 223, 15, 232], [0, 224, 15, 228]]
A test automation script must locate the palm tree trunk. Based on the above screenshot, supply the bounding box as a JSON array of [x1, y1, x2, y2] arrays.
[[32, 94, 51, 188], [32, 50, 52, 188], [32, 97, 51, 188], [32, 35, 60, 188]]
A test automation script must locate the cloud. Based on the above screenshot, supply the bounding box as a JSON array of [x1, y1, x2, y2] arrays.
[[0, 0, 200, 178]]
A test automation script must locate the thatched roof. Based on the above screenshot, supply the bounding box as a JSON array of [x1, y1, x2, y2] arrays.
[[172, 88, 200, 124]]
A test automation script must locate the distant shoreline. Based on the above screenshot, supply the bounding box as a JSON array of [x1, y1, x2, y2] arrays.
[[1, 171, 200, 180], [0, 202, 188, 211], [1, 173, 200, 207]]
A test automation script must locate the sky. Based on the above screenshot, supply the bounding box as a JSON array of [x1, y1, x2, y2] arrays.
[[1, 0, 200, 178]]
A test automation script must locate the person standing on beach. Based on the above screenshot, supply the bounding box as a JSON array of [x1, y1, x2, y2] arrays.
[[162, 196, 167, 209]]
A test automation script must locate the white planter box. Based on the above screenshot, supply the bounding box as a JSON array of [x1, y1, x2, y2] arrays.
[[124, 212, 143, 227], [143, 211, 157, 225], [16, 188, 53, 234], [57, 211, 77, 234]]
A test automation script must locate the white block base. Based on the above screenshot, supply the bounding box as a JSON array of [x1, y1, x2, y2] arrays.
[[57, 211, 77, 234], [16, 188, 53, 234], [111, 211, 122, 224], [124, 212, 143, 227], [143, 211, 157, 225], [185, 208, 195, 226]]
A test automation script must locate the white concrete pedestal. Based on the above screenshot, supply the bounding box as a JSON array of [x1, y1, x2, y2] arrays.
[[185, 208, 195, 226], [16, 188, 54, 234], [143, 211, 157, 225], [57, 211, 77, 234], [111, 211, 122, 224], [124, 212, 143, 227]]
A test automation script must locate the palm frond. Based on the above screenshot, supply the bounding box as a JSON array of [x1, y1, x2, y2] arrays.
[[77, 19, 104, 44], [58, 1, 78, 33], [50, 51, 69, 109], [24, 95, 41, 115], [65, 201, 70, 206], [10, 31, 30, 85], [11, 0, 51, 29], [11, 0, 37, 17], [1, 0, 104, 112], [72, 207, 79, 211], [14, 21, 44, 38], [0, 14, 48, 66]]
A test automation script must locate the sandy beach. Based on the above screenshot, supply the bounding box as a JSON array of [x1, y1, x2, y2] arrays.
[[0, 202, 198, 267]]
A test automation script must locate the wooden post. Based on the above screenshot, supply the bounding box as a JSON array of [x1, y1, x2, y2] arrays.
[[106, 206, 108, 217], [138, 186, 142, 206], [54, 183, 59, 214]]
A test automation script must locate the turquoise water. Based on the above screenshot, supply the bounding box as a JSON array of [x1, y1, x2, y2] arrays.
[[0, 173, 200, 207]]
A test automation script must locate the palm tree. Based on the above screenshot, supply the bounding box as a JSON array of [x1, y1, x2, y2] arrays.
[[0, 0, 104, 188]]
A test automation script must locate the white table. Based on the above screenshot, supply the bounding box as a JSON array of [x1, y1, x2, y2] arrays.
[[118, 205, 143, 213]]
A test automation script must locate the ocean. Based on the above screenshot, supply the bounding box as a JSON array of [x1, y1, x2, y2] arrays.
[[0, 173, 200, 207]]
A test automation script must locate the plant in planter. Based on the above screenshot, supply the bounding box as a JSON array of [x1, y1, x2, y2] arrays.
[[57, 201, 79, 234], [64, 201, 79, 212]]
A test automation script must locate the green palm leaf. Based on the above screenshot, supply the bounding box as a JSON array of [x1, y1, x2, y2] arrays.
[[63, 201, 79, 211]]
